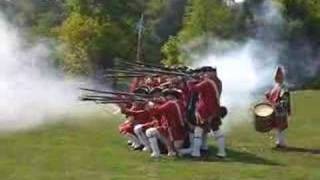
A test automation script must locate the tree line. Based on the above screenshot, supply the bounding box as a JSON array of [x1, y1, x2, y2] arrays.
[[0, 0, 319, 87]]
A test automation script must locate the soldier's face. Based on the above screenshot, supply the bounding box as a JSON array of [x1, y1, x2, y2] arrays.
[[152, 92, 161, 100], [275, 74, 284, 84], [165, 95, 174, 101], [145, 77, 152, 84], [133, 102, 139, 107], [204, 71, 216, 78]]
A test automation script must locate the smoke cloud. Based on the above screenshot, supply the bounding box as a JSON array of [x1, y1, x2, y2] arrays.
[[189, 0, 283, 133], [0, 14, 100, 132]]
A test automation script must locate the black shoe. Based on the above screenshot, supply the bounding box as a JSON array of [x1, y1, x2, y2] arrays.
[[275, 144, 287, 149], [190, 156, 202, 161], [201, 149, 209, 156], [133, 145, 144, 151]]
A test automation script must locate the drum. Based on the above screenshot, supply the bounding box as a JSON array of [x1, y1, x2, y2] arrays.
[[253, 102, 275, 133]]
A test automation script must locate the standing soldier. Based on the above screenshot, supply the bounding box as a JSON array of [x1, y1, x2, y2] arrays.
[[265, 66, 291, 148], [186, 66, 226, 158]]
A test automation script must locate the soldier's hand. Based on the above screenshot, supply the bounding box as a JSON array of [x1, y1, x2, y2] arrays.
[[145, 101, 155, 111]]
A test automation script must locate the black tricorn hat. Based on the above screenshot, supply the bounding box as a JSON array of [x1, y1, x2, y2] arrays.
[[133, 87, 149, 95], [162, 88, 182, 99], [150, 87, 163, 95], [176, 65, 189, 72], [200, 66, 216, 72], [190, 68, 201, 74]]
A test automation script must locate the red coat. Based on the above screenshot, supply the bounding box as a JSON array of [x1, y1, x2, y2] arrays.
[[129, 77, 143, 93], [123, 106, 151, 124], [152, 100, 186, 141], [148, 79, 161, 88], [119, 106, 150, 134], [180, 85, 191, 108], [141, 101, 166, 130], [189, 77, 221, 120], [265, 83, 288, 130], [265, 83, 282, 105]]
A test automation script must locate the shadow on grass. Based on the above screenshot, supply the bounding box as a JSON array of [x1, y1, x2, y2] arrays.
[[272, 146, 320, 154], [176, 147, 282, 166]]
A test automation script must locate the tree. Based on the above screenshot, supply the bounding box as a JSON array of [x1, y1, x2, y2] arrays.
[[56, 13, 111, 75], [179, 0, 235, 41], [161, 0, 237, 65], [161, 36, 183, 66]]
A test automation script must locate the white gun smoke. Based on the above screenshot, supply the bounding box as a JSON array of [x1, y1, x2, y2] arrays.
[[190, 0, 283, 133], [0, 14, 100, 132]]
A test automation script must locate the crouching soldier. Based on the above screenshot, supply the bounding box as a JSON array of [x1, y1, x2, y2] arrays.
[[133, 87, 165, 152], [145, 89, 187, 158], [118, 88, 150, 150]]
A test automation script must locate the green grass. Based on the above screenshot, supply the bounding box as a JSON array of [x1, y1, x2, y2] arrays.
[[0, 91, 320, 180]]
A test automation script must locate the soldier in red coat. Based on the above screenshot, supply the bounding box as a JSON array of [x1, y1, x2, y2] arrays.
[[265, 66, 291, 148], [174, 77, 191, 108], [145, 89, 187, 158], [133, 87, 165, 152], [184, 66, 226, 158], [129, 77, 144, 93], [118, 88, 150, 150]]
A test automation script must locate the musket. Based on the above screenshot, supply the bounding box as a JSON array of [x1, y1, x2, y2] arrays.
[[79, 88, 151, 98], [83, 95, 147, 102], [80, 96, 144, 104], [86, 99, 137, 104], [104, 69, 158, 77], [117, 58, 172, 71], [132, 61, 172, 71], [95, 100, 136, 104], [103, 74, 147, 78], [132, 67, 189, 77], [116, 59, 144, 68], [104, 69, 147, 74]]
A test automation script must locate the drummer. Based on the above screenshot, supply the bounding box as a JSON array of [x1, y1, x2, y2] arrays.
[[265, 66, 291, 148]]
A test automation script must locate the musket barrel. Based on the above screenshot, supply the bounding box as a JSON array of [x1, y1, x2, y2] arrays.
[[79, 88, 151, 98]]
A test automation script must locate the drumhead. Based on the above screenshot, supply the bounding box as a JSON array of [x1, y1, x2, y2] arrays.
[[254, 103, 274, 117]]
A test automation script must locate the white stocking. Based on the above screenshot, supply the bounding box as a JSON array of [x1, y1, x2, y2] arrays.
[[191, 127, 203, 157], [146, 128, 160, 157], [213, 129, 226, 157], [134, 125, 150, 150]]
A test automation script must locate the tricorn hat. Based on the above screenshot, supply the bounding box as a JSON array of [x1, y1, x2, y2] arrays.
[[150, 87, 163, 95], [200, 66, 216, 72], [162, 88, 182, 99], [133, 87, 149, 95]]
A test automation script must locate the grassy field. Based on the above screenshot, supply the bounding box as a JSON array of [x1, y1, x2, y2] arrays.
[[0, 91, 320, 180]]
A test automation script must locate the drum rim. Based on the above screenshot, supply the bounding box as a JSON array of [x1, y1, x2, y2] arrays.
[[254, 102, 273, 108], [253, 102, 275, 116]]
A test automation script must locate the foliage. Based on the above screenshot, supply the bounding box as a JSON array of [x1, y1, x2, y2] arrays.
[[161, 36, 183, 66], [1, 0, 320, 85], [161, 0, 237, 65], [179, 0, 235, 41], [56, 13, 111, 74], [282, 0, 320, 43]]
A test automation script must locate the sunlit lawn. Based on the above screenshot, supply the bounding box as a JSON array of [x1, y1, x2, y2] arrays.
[[0, 91, 319, 180]]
